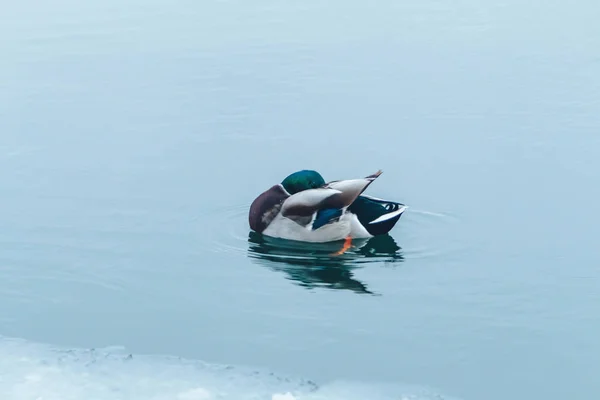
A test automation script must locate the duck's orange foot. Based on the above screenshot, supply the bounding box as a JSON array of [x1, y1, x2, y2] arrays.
[[331, 236, 353, 256]]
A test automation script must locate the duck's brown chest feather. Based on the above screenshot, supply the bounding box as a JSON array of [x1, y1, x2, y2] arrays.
[[248, 185, 288, 233]]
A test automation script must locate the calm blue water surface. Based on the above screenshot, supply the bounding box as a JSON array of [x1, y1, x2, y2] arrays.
[[1, 1, 599, 399]]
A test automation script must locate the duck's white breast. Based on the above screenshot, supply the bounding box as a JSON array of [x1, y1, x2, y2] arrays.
[[263, 213, 352, 243], [348, 213, 374, 239]]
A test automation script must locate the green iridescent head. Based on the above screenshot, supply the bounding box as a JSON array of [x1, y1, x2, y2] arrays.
[[281, 170, 326, 194]]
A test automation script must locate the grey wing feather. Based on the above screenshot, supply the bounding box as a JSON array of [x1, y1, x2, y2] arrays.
[[281, 188, 341, 217]]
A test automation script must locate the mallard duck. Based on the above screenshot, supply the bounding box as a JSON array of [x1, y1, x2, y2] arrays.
[[248, 169, 406, 243]]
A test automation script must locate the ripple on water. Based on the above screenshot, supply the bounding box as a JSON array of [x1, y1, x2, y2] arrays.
[[204, 204, 463, 261], [195, 203, 465, 294], [201, 203, 404, 263], [397, 208, 467, 261]]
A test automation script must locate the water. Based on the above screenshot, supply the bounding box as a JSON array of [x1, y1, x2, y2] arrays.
[[1, 1, 599, 399]]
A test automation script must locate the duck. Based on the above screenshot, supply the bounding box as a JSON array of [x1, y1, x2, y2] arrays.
[[248, 169, 406, 244]]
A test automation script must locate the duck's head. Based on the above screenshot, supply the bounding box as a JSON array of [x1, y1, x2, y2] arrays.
[[281, 170, 325, 194]]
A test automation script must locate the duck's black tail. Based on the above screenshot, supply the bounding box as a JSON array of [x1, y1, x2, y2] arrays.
[[348, 195, 407, 236]]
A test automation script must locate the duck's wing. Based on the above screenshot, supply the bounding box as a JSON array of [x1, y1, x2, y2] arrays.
[[281, 187, 342, 218], [312, 208, 345, 230], [281, 170, 384, 229], [321, 169, 383, 208]]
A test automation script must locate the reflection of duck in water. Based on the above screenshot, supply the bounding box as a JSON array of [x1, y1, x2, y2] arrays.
[[354, 233, 404, 261], [247, 231, 404, 295], [248, 170, 406, 249]]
